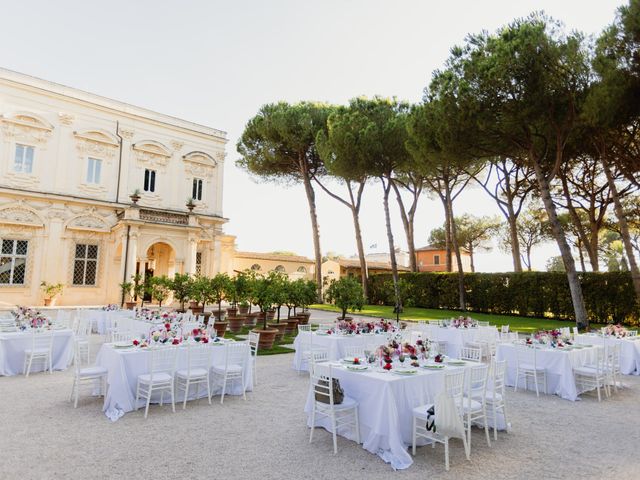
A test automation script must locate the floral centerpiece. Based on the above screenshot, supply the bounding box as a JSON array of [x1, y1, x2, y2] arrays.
[[331, 318, 400, 335], [527, 329, 572, 347], [603, 324, 629, 338], [444, 316, 478, 328], [375, 338, 432, 369], [102, 304, 119, 311], [11, 306, 51, 329]]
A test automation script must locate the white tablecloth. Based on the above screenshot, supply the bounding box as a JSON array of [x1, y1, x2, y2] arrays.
[[305, 361, 505, 470], [496, 343, 598, 401], [575, 334, 640, 375], [82, 309, 136, 335], [293, 332, 388, 371], [417, 325, 498, 358], [0, 329, 74, 376], [96, 342, 253, 420]]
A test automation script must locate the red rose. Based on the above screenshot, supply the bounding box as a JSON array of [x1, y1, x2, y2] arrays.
[[327, 331, 332, 335], [132, 339, 139, 346], [172, 339, 179, 345], [383, 363, 392, 370], [165, 323, 171, 331], [353, 357, 359, 364], [192, 328, 200, 336], [202, 337, 209, 343]]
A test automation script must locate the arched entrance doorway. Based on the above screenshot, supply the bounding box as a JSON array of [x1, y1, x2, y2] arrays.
[[140, 242, 176, 301]]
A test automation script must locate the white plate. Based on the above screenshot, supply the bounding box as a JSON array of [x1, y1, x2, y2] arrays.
[[113, 341, 133, 348], [341, 357, 356, 364], [346, 365, 368, 371], [446, 360, 466, 366], [393, 369, 418, 375], [422, 364, 445, 369]]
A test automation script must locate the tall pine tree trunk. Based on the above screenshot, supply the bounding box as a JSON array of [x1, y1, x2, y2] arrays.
[[382, 178, 401, 313], [445, 182, 466, 310], [532, 159, 588, 327], [302, 172, 323, 302], [602, 156, 640, 301], [351, 206, 369, 299], [392, 181, 418, 272], [506, 203, 524, 272]]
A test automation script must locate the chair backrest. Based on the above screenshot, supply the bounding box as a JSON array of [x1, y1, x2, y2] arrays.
[[572, 326, 580, 336], [31, 330, 54, 351], [428, 320, 441, 326], [343, 345, 365, 359], [317, 322, 334, 332], [591, 346, 606, 374], [148, 346, 178, 380], [247, 331, 260, 357], [224, 342, 248, 370], [605, 343, 620, 372], [112, 330, 134, 343], [477, 321, 490, 327], [628, 330, 637, 337], [466, 363, 489, 399], [309, 349, 329, 376], [0, 318, 18, 332], [500, 332, 518, 343], [298, 324, 311, 333], [561, 327, 571, 338], [501, 325, 510, 333], [491, 359, 507, 395], [444, 369, 466, 402], [183, 322, 200, 333], [76, 317, 91, 338], [184, 343, 211, 375], [516, 345, 538, 369], [311, 365, 337, 405], [434, 341, 448, 356], [460, 345, 482, 363]]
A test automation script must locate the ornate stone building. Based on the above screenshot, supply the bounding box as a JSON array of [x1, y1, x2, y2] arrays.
[[0, 68, 232, 306]]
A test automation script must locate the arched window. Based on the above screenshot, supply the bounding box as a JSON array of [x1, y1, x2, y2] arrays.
[[274, 265, 285, 272], [251, 264, 261, 271], [297, 266, 307, 273]]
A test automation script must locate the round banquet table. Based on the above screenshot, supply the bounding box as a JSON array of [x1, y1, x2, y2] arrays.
[[96, 341, 253, 420], [0, 328, 74, 376]]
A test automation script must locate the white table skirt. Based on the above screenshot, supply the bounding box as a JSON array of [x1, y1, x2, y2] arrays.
[[417, 326, 498, 358], [496, 344, 598, 401], [96, 342, 253, 420], [0, 329, 74, 376], [305, 362, 506, 470], [293, 332, 388, 371], [575, 334, 640, 376]]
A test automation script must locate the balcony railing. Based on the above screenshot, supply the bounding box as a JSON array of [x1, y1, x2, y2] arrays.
[[139, 209, 189, 225]]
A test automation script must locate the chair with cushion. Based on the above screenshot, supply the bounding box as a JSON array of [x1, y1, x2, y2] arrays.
[[309, 349, 330, 376], [461, 364, 492, 451], [605, 343, 621, 394], [480, 360, 509, 441], [309, 365, 360, 454], [135, 346, 178, 418], [211, 342, 248, 404], [514, 346, 546, 397], [74, 317, 92, 365], [412, 369, 469, 471], [574, 346, 608, 402], [176, 343, 212, 409], [69, 339, 108, 408], [23, 330, 54, 377]]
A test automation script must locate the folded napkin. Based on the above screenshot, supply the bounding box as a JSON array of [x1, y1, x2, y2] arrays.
[[434, 392, 465, 439], [105, 406, 125, 422]]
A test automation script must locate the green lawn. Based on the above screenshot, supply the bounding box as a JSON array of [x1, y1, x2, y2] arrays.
[[310, 304, 604, 333]]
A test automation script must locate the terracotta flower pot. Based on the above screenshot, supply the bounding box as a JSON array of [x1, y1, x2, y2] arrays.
[[266, 309, 276, 321], [337, 316, 353, 322], [191, 305, 204, 315], [228, 315, 246, 333], [125, 301, 137, 310], [244, 313, 258, 327], [253, 328, 278, 350], [268, 322, 287, 341], [297, 312, 310, 325], [238, 305, 250, 315], [226, 307, 238, 317], [211, 309, 226, 322], [285, 317, 299, 335], [213, 321, 228, 338], [43, 298, 52, 307]]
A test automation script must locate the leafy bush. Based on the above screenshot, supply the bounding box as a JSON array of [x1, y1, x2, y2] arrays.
[[368, 271, 639, 325], [324, 277, 365, 319]]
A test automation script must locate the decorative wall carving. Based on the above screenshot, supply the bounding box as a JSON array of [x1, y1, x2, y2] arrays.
[[0, 112, 53, 145], [182, 151, 216, 178], [0, 207, 43, 227], [74, 130, 119, 161], [133, 141, 172, 171], [66, 214, 110, 232], [58, 113, 74, 126]]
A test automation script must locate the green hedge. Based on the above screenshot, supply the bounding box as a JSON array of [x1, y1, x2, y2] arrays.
[[368, 272, 639, 325]]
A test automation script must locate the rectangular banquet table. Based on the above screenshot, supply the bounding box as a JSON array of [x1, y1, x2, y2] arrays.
[[495, 343, 598, 401], [574, 334, 640, 375], [96, 341, 253, 420], [305, 361, 505, 470], [417, 325, 498, 358], [293, 332, 388, 371], [0, 328, 74, 376]]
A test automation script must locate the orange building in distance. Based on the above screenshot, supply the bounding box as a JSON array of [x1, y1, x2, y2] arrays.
[[415, 245, 472, 272]]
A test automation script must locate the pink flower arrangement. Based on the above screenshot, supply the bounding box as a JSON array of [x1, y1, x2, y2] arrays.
[[604, 324, 629, 338]]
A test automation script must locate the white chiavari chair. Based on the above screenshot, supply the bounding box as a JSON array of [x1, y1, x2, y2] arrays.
[[176, 343, 212, 409], [135, 346, 178, 418], [460, 345, 482, 363], [74, 316, 91, 365], [605, 343, 621, 393], [343, 345, 366, 359], [461, 363, 492, 451], [23, 330, 54, 377], [309, 365, 360, 454], [500, 325, 510, 333], [211, 342, 248, 404], [309, 349, 329, 376], [69, 338, 108, 408], [298, 324, 311, 333], [412, 369, 469, 471], [514, 345, 546, 397], [477, 321, 490, 327], [247, 331, 260, 386], [111, 331, 135, 343], [574, 346, 608, 402], [479, 360, 509, 441]]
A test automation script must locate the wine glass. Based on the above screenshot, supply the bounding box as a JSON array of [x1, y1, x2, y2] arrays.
[[399, 353, 406, 366]]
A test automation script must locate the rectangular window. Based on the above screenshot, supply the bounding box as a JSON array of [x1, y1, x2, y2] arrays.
[[72, 243, 99, 286], [192, 178, 203, 201], [86, 157, 102, 184], [195, 251, 202, 276], [0, 239, 28, 285], [433, 254, 440, 266], [14, 144, 34, 173], [143, 169, 156, 192]]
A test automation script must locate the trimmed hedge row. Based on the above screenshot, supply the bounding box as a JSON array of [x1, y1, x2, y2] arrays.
[[368, 272, 639, 325]]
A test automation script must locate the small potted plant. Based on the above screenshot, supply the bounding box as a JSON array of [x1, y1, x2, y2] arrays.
[[186, 197, 196, 212], [324, 277, 364, 321], [40, 281, 64, 307], [130, 188, 141, 204], [120, 281, 136, 309], [250, 273, 279, 350]]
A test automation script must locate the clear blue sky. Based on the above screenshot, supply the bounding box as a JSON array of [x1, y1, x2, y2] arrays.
[[0, 0, 624, 271]]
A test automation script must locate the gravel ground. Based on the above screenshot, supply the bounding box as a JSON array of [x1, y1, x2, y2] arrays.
[[1, 323, 639, 480]]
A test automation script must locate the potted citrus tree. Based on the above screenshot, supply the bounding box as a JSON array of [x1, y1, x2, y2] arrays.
[[297, 279, 316, 325], [170, 273, 192, 312], [130, 273, 145, 307], [225, 277, 246, 333], [150, 276, 171, 308], [267, 272, 289, 341], [208, 273, 231, 336], [40, 281, 64, 307], [188, 275, 208, 315], [324, 276, 364, 321], [120, 281, 136, 309], [243, 269, 259, 327], [250, 273, 279, 349]]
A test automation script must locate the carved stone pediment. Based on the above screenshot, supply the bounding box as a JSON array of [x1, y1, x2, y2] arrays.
[[66, 214, 110, 233], [1, 112, 53, 145], [133, 140, 172, 171], [183, 151, 216, 177], [0, 206, 44, 228]]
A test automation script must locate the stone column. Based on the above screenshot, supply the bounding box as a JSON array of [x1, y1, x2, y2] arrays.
[[185, 235, 198, 275]]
